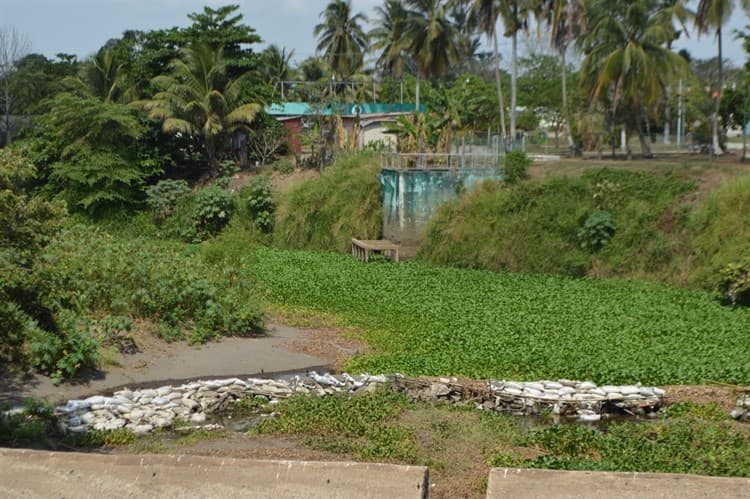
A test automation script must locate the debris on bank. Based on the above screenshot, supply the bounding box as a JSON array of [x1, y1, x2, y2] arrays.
[[51, 373, 666, 435]]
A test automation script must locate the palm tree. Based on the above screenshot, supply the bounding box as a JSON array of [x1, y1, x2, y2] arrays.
[[538, 0, 586, 152], [499, 0, 531, 142], [578, 0, 687, 157], [314, 0, 369, 85], [144, 43, 261, 171], [66, 49, 130, 103], [370, 0, 410, 104], [467, 0, 508, 138], [404, 0, 459, 109], [694, 0, 750, 155], [262, 45, 295, 95], [653, 0, 692, 145], [370, 0, 409, 78]]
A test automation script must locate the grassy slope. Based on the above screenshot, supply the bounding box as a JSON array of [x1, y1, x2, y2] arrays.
[[273, 153, 383, 252], [249, 247, 750, 386], [420, 163, 750, 290]]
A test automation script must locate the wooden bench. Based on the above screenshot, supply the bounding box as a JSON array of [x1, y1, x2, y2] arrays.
[[351, 239, 400, 262]]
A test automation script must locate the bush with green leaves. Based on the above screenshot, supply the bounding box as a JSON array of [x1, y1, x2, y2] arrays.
[[0, 147, 98, 377], [716, 258, 750, 307], [26, 311, 100, 381], [272, 158, 295, 174], [33, 93, 161, 215], [0, 399, 56, 447], [502, 150, 531, 184], [192, 186, 235, 239], [37, 226, 264, 344], [145, 179, 190, 219], [239, 176, 276, 232], [578, 210, 616, 251]]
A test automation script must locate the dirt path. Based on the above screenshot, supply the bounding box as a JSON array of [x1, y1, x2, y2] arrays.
[[0, 324, 329, 405]]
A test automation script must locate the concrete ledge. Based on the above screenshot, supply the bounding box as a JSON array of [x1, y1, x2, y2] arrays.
[[487, 468, 750, 499], [0, 448, 428, 499]]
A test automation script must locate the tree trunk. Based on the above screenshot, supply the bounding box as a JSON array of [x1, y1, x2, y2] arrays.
[[389, 69, 395, 106], [415, 73, 420, 112], [664, 83, 671, 145], [511, 30, 518, 142], [492, 31, 507, 139], [634, 106, 652, 158], [560, 47, 574, 152], [712, 26, 723, 156], [206, 135, 218, 175], [2, 78, 10, 147]]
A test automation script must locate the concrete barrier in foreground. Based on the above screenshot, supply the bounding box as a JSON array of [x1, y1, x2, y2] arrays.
[[0, 448, 429, 499], [487, 468, 750, 499]]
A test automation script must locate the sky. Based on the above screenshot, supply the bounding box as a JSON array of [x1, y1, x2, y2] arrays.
[[3, 0, 750, 68]]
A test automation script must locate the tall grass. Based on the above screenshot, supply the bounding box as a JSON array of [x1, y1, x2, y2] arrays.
[[419, 169, 695, 281], [274, 153, 383, 252], [687, 173, 750, 288]]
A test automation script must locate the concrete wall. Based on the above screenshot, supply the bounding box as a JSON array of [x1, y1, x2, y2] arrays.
[[486, 468, 750, 499], [0, 449, 429, 499], [380, 168, 501, 246]]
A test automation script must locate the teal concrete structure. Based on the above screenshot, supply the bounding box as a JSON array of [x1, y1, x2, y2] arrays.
[[379, 167, 502, 245]]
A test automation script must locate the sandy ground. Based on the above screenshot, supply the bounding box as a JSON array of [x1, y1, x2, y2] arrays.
[[0, 323, 329, 405]]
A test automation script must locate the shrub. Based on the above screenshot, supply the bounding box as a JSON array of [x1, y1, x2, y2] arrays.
[[38, 226, 264, 344], [272, 158, 295, 175], [502, 150, 531, 184], [0, 398, 56, 447], [192, 186, 235, 238], [239, 176, 276, 232], [26, 311, 100, 381], [578, 210, 616, 251], [716, 258, 750, 307], [145, 179, 190, 219]]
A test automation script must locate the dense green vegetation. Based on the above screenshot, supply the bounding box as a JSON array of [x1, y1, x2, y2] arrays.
[[421, 169, 695, 279], [40, 226, 263, 344], [420, 168, 750, 295], [249, 247, 750, 385], [688, 173, 750, 291], [249, 392, 750, 496], [274, 153, 383, 252]]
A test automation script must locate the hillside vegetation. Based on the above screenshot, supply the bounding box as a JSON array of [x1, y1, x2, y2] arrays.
[[274, 153, 383, 252], [418, 166, 750, 293]]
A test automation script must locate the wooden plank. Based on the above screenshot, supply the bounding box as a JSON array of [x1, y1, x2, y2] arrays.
[[351, 239, 400, 262]]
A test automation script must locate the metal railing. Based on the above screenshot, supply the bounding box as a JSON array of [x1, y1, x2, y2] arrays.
[[380, 151, 503, 170]]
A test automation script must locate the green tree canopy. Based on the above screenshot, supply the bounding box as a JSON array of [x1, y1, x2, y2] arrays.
[[314, 0, 369, 82], [579, 0, 688, 157], [145, 43, 261, 171]]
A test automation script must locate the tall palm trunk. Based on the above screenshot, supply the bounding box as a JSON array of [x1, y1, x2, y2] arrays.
[[664, 85, 672, 145], [493, 31, 507, 138], [2, 77, 11, 146], [415, 72, 420, 111], [510, 31, 518, 141], [635, 103, 652, 158], [712, 26, 723, 156], [560, 47, 574, 151]]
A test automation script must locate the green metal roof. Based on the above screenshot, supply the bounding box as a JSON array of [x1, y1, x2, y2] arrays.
[[265, 102, 425, 116]]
